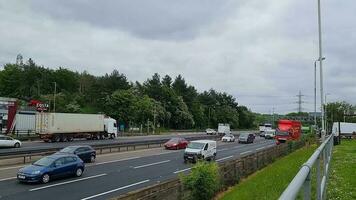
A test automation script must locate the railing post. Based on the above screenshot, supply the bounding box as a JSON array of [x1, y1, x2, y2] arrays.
[[303, 171, 311, 200], [316, 155, 321, 200]]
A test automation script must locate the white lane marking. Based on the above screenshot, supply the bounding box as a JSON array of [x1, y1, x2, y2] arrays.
[[216, 156, 233, 162], [268, 144, 275, 148], [256, 147, 265, 151], [90, 156, 141, 166], [174, 168, 191, 174], [133, 160, 171, 169], [152, 151, 177, 156], [0, 177, 16, 182], [240, 151, 252, 156], [29, 173, 107, 192], [80, 179, 150, 200], [0, 165, 25, 171]]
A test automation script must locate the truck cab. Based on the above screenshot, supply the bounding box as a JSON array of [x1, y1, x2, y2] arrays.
[[104, 118, 118, 139], [275, 120, 301, 143], [184, 140, 217, 163]]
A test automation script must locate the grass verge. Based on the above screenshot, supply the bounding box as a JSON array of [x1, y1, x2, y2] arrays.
[[327, 140, 356, 199], [219, 145, 316, 200]]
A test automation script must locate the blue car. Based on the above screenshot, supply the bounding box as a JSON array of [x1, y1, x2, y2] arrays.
[[17, 154, 85, 184]]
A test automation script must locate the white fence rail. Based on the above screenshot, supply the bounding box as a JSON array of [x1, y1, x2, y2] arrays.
[[279, 134, 334, 200]]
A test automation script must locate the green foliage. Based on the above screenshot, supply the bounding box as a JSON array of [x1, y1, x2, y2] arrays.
[[180, 162, 220, 200], [327, 140, 356, 199], [0, 59, 256, 130], [220, 146, 316, 200]]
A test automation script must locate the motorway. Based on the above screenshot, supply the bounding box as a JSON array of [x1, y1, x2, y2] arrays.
[[0, 132, 222, 155], [0, 137, 275, 200]]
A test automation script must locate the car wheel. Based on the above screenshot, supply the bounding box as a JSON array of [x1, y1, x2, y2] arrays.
[[42, 174, 50, 184], [75, 168, 83, 177], [90, 155, 96, 163], [14, 143, 20, 148]]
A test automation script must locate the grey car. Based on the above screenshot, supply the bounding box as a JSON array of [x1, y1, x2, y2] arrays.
[[238, 133, 255, 144]]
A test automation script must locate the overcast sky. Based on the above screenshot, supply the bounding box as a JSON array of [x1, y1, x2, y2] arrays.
[[0, 0, 354, 114]]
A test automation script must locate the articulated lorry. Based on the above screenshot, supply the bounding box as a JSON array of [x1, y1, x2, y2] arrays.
[[332, 122, 356, 145], [275, 120, 301, 143], [36, 113, 118, 142]]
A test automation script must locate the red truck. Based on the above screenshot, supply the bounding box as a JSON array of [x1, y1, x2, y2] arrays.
[[275, 120, 301, 143]]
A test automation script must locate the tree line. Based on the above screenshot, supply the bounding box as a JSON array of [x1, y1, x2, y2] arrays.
[[0, 59, 255, 130]]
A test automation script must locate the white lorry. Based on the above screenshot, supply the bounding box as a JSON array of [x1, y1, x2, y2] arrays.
[[184, 140, 217, 163], [332, 122, 356, 144], [218, 123, 231, 136], [36, 113, 118, 142]]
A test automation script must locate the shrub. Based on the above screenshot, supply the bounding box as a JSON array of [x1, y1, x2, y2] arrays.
[[180, 162, 220, 200]]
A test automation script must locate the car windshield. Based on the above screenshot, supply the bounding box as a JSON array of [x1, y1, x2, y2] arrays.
[[168, 138, 180, 143], [33, 157, 55, 167], [187, 142, 205, 150], [239, 133, 248, 138], [59, 147, 77, 153], [276, 131, 289, 136]]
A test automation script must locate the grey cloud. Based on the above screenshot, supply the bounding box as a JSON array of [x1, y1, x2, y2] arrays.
[[30, 0, 237, 40]]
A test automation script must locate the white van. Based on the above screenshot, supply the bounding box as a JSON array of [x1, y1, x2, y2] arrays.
[[184, 140, 217, 163]]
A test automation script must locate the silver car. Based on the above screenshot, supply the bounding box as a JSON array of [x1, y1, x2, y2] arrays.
[[0, 135, 21, 148]]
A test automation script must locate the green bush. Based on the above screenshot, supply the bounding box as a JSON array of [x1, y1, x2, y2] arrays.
[[180, 162, 220, 200]]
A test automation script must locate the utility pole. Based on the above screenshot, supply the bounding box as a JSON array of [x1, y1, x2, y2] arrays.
[[317, 0, 325, 140], [153, 104, 156, 134], [296, 91, 304, 113], [53, 82, 57, 113]]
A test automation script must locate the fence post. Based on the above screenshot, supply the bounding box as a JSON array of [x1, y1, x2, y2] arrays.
[[303, 171, 311, 200], [316, 155, 321, 200]]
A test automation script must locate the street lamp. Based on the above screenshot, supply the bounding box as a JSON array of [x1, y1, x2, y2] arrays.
[[325, 93, 331, 134], [317, 0, 325, 141], [53, 82, 57, 113], [314, 57, 325, 128]]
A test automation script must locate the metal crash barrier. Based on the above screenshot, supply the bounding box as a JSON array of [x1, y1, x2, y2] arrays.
[[279, 134, 334, 200]]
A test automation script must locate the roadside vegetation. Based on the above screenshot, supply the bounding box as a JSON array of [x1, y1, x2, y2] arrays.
[[327, 140, 356, 199], [219, 144, 316, 200], [180, 162, 220, 200], [0, 60, 255, 131]]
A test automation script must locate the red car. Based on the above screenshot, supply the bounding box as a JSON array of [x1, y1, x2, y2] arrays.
[[164, 138, 189, 150]]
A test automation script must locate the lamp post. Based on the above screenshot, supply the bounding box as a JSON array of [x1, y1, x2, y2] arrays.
[[53, 82, 57, 113], [317, 0, 325, 140], [325, 93, 330, 134], [314, 57, 325, 129]]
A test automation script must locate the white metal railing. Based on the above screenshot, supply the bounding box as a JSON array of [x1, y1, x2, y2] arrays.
[[279, 134, 334, 200]]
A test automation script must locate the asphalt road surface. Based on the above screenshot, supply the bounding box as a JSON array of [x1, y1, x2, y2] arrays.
[[0, 137, 274, 200], [0, 131, 253, 155]]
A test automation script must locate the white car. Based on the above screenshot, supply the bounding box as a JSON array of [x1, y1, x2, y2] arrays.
[[206, 128, 217, 135], [0, 135, 21, 148], [222, 134, 235, 142]]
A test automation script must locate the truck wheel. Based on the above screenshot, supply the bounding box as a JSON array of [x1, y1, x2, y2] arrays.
[[67, 136, 73, 142], [110, 134, 116, 139]]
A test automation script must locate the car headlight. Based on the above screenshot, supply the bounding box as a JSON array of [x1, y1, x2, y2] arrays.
[[31, 170, 41, 175]]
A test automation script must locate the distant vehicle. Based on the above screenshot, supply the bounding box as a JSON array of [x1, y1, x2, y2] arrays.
[[57, 145, 96, 163], [332, 122, 356, 144], [238, 133, 255, 144], [218, 123, 231, 136], [205, 128, 217, 135], [264, 129, 276, 139], [36, 113, 118, 142], [164, 138, 189, 150], [0, 135, 21, 148], [275, 120, 301, 143], [222, 134, 235, 142], [259, 123, 272, 136], [17, 154, 84, 184], [184, 140, 216, 163]]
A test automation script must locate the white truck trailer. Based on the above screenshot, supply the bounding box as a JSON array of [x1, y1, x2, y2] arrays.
[[36, 113, 118, 142], [332, 122, 356, 145], [218, 123, 231, 136]]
